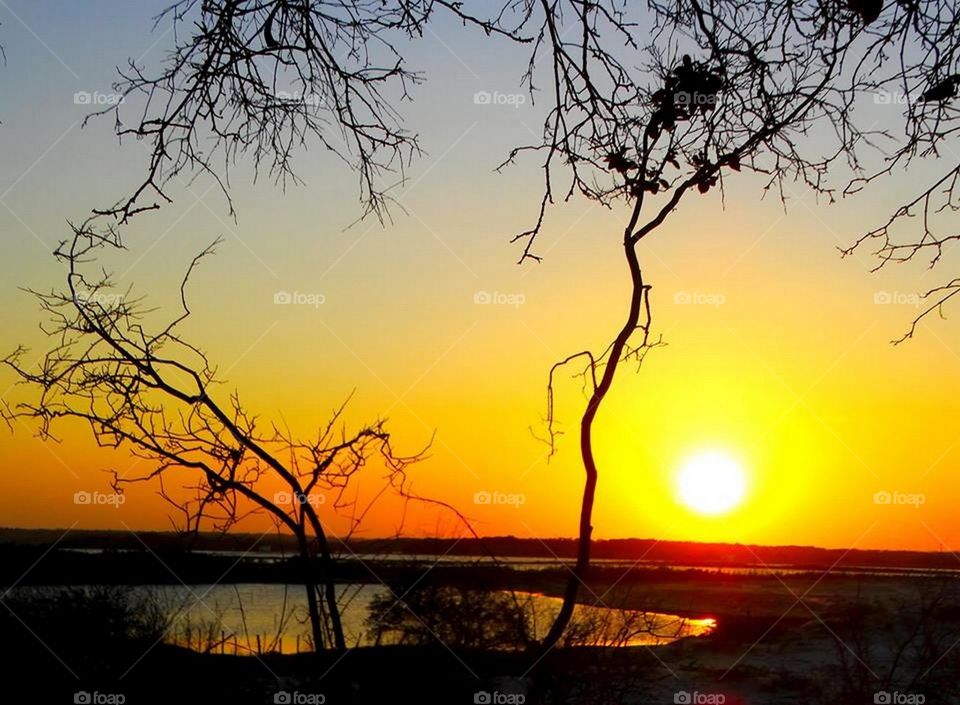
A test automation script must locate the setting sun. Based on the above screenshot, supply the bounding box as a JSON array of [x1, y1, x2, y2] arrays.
[[676, 451, 748, 516], [4, 3, 960, 702]]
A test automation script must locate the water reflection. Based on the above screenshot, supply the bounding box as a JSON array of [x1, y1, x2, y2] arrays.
[[154, 584, 715, 653]]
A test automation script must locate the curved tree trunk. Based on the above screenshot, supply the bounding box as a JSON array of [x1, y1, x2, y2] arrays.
[[536, 236, 646, 658]]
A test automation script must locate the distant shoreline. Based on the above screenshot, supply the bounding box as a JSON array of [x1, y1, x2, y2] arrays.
[[1, 526, 956, 571]]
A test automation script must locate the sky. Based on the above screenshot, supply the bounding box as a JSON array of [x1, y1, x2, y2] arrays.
[[1, 1, 959, 552]]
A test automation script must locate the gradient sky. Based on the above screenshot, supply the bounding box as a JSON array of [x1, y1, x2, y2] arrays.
[[1, 1, 958, 551]]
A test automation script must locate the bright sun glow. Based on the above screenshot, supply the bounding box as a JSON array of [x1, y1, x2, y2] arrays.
[[676, 451, 748, 516]]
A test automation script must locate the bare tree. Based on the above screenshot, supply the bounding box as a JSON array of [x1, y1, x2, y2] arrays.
[[8, 0, 960, 667], [836, 2, 960, 342], [94, 0, 884, 661], [832, 580, 960, 704], [2, 217, 423, 652], [4, 0, 526, 656], [488, 0, 939, 657], [92, 0, 528, 225]]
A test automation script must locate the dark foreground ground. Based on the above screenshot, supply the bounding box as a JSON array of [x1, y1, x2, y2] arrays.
[[2, 536, 958, 704], [4, 626, 955, 705], [4, 569, 959, 704], [5, 645, 662, 704]]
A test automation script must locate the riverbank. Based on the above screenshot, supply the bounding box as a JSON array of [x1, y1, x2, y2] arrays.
[[4, 565, 958, 704]]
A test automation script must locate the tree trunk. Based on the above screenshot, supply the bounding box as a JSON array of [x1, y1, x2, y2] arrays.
[[295, 529, 327, 652], [302, 506, 347, 651], [536, 237, 646, 659]]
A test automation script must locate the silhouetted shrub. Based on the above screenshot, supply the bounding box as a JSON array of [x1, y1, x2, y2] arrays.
[[366, 584, 535, 650], [0, 585, 169, 678]]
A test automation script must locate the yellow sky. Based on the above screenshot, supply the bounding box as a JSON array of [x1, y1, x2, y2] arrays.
[[3, 171, 959, 552]]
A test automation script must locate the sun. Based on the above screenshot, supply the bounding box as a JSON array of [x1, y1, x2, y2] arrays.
[[675, 450, 748, 516]]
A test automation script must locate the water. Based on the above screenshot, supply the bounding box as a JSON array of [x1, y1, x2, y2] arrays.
[[151, 583, 716, 653], [61, 548, 960, 578]]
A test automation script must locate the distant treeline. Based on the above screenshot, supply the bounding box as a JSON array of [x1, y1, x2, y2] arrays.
[[1, 527, 956, 571]]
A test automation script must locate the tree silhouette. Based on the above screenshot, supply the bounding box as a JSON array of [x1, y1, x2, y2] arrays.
[[7, 0, 960, 668], [83, 0, 960, 665], [488, 0, 960, 658], [2, 219, 423, 652], [839, 2, 960, 341], [3, 0, 520, 657], [90, 0, 527, 225], [1, 0, 518, 655]]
